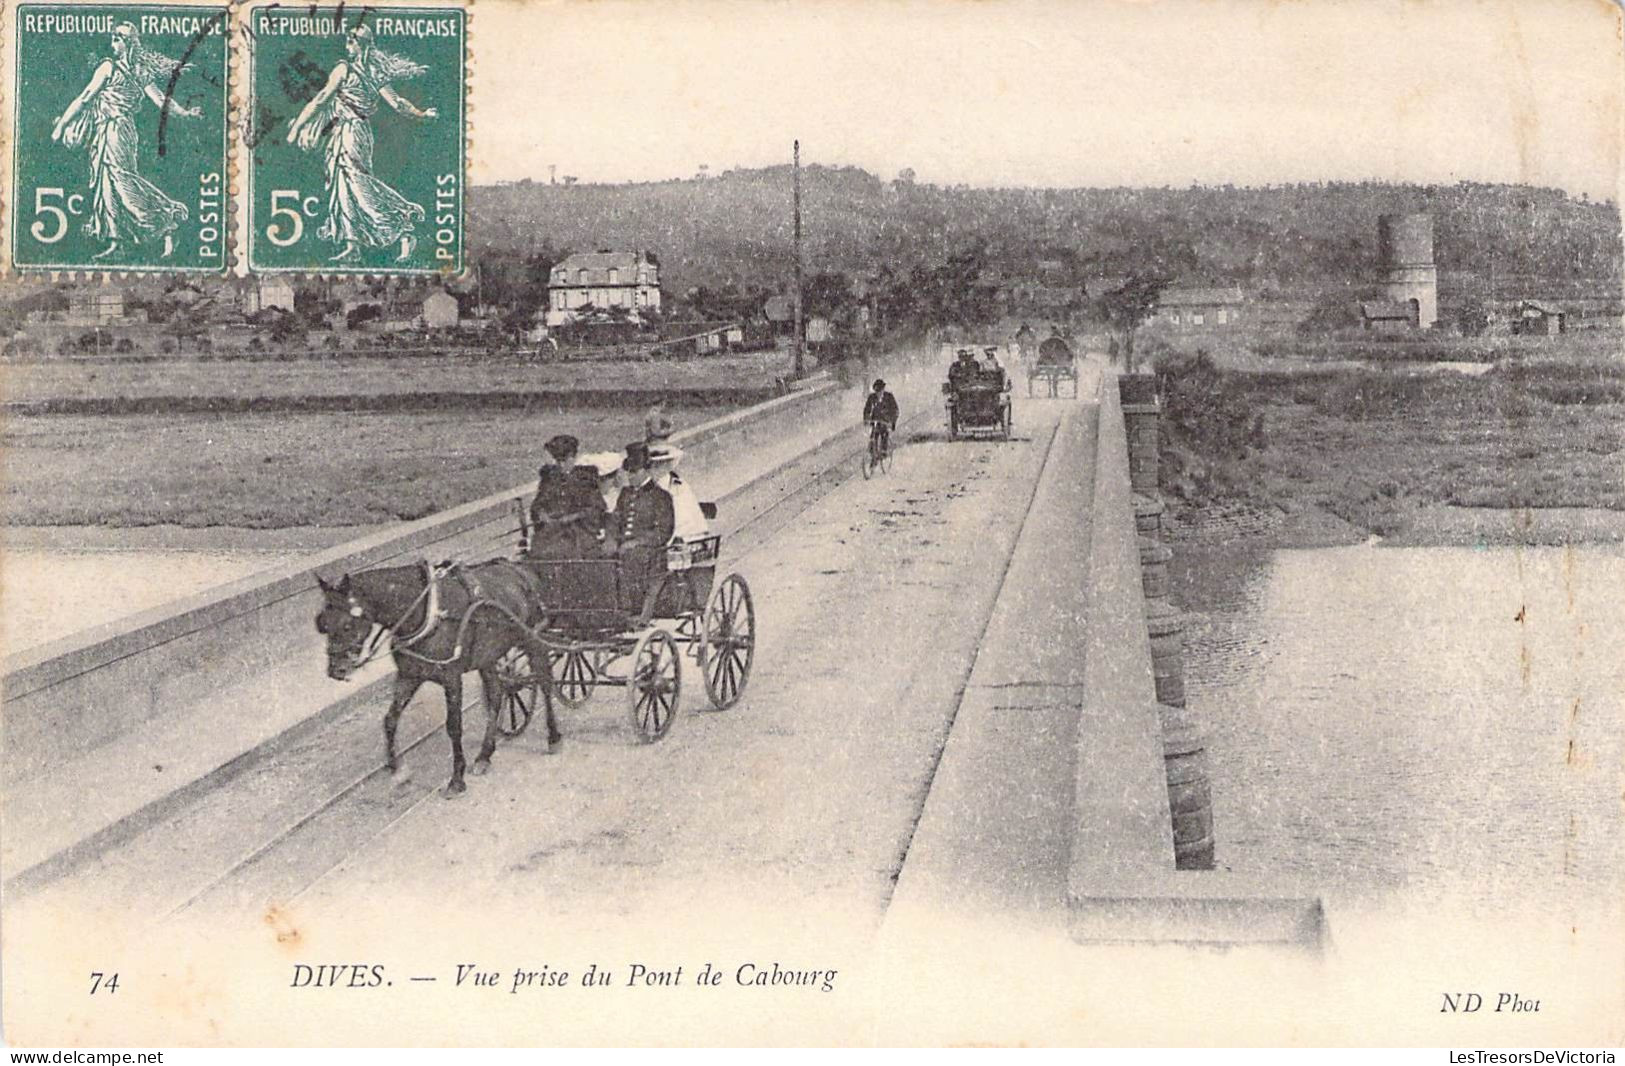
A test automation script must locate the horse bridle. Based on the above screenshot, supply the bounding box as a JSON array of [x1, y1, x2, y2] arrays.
[[333, 564, 445, 673]]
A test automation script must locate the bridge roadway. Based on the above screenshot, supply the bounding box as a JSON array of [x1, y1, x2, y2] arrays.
[[6, 360, 1106, 1031]]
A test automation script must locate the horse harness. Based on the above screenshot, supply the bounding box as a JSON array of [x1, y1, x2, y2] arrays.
[[346, 561, 518, 669]]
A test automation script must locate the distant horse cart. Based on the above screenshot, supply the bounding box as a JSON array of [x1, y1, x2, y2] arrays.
[[315, 503, 755, 797], [1029, 335, 1078, 397], [944, 348, 1013, 441]]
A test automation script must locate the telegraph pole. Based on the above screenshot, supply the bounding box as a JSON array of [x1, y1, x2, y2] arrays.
[[792, 139, 804, 378]]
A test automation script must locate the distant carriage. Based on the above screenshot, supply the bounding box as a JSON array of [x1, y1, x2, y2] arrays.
[[943, 349, 1013, 441], [1029, 335, 1078, 397]]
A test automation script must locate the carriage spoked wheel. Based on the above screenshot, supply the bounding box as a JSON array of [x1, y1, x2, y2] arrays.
[[699, 573, 755, 711], [493, 646, 539, 737], [550, 648, 605, 708], [628, 628, 681, 742]]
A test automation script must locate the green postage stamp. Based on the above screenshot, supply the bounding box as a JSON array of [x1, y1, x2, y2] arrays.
[[244, 2, 467, 275], [7, 3, 230, 272]]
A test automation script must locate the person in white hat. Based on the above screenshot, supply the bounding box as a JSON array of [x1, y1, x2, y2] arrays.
[[647, 443, 709, 541], [582, 450, 626, 513]]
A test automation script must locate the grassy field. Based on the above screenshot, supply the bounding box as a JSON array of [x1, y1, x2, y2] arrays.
[[1158, 352, 1625, 543], [1, 406, 718, 528], [1, 350, 797, 406]]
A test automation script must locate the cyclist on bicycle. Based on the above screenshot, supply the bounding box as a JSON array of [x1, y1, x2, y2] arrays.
[[863, 378, 899, 455]]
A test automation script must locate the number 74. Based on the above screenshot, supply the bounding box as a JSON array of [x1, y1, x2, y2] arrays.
[[90, 971, 120, 994]]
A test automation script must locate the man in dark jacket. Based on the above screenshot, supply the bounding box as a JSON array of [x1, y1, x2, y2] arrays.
[[864, 377, 903, 455], [863, 378, 899, 430], [606, 441, 675, 611], [528, 434, 607, 559]]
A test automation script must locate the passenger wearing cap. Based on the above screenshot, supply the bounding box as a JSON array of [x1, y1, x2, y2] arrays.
[[948, 349, 978, 390], [606, 441, 675, 611], [527, 433, 606, 559]]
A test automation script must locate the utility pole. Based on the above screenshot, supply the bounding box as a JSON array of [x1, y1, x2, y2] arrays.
[[792, 139, 804, 378]]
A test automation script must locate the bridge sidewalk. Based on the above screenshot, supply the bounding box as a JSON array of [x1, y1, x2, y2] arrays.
[[881, 397, 1099, 931]]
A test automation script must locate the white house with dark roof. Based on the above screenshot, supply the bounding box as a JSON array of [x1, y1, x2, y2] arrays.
[[546, 251, 661, 326]]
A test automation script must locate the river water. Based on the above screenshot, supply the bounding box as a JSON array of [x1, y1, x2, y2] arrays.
[[1173, 542, 1625, 914]]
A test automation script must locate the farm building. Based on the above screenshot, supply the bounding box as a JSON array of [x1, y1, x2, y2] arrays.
[[1513, 300, 1566, 336], [1156, 286, 1247, 329], [1360, 299, 1420, 332], [65, 289, 124, 326], [421, 290, 460, 329], [240, 276, 296, 316], [547, 251, 661, 326]]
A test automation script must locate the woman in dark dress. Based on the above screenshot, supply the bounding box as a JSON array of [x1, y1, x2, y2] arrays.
[[527, 434, 606, 560]]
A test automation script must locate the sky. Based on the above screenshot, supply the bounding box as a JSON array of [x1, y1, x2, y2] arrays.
[[472, 0, 1624, 201]]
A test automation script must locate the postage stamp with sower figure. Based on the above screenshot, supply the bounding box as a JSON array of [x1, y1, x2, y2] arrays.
[[7, 3, 230, 273], [243, 2, 466, 275]]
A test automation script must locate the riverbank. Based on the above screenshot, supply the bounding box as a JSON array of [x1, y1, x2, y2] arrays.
[[1164, 497, 1625, 550], [1156, 353, 1625, 549]]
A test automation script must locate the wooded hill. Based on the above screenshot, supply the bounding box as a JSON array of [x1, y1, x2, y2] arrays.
[[469, 167, 1622, 297]]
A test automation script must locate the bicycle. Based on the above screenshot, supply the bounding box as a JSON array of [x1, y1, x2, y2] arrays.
[[861, 419, 894, 479]]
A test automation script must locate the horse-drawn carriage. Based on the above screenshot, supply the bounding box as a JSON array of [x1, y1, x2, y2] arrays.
[[1029, 335, 1079, 397], [316, 499, 756, 797], [944, 352, 1013, 441], [494, 509, 755, 744]]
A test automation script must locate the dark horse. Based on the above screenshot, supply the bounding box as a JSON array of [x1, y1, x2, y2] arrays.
[[315, 560, 560, 798]]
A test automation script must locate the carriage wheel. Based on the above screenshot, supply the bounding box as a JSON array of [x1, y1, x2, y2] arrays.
[[1002, 403, 1013, 441], [493, 646, 539, 737], [699, 574, 755, 711], [550, 648, 602, 708], [628, 629, 681, 742]]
